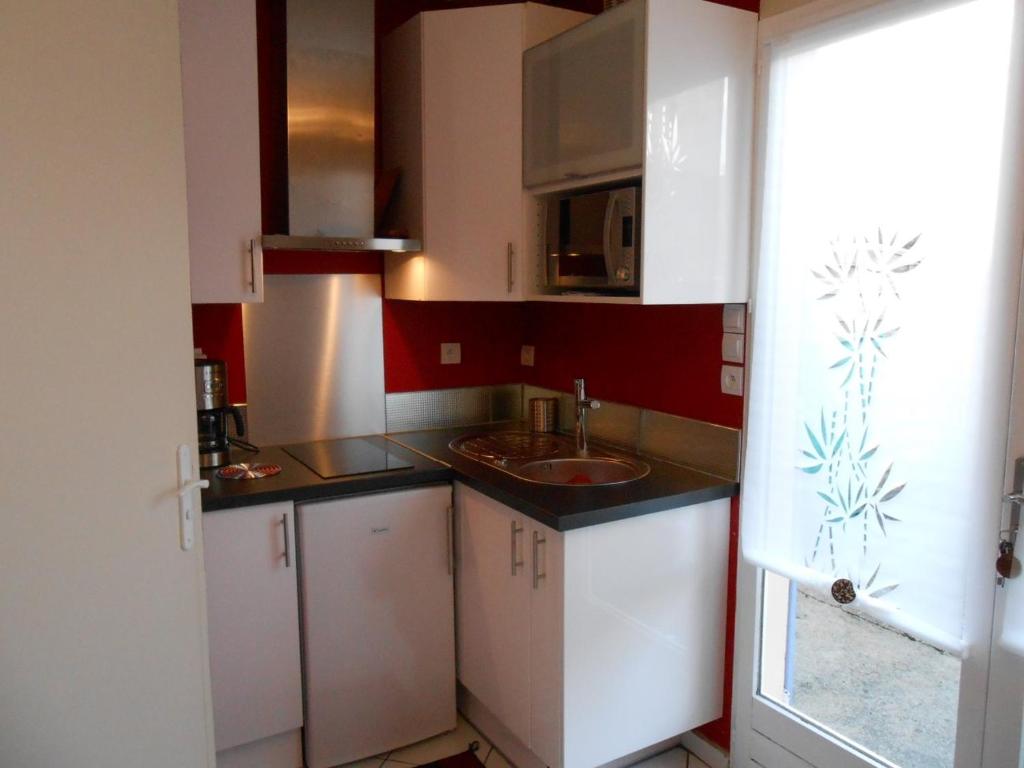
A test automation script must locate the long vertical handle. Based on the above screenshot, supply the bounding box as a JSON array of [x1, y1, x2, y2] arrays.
[[532, 529, 546, 589], [447, 506, 455, 576], [246, 238, 264, 301], [506, 242, 515, 294], [511, 520, 524, 575], [282, 512, 292, 568]]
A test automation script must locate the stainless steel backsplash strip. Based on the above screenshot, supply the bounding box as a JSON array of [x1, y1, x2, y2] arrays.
[[385, 385, 523, 433], [387, 383, 740, 481], [522, 384, 740, 481]]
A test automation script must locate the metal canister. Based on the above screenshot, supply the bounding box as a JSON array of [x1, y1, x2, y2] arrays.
[[194, 359, 228, 411], [529, 397, 558, 433]]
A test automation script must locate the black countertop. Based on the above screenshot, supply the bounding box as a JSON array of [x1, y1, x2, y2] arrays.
[[200, 436, 452, 511], [201, 422, 738, 530]]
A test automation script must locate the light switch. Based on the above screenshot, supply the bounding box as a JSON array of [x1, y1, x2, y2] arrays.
[[723, 304, 746, 333], [440, 342, 461, 365], [722, 333, 744, 363], [521, 345, 535, 367], [721, 365, 744, 397]]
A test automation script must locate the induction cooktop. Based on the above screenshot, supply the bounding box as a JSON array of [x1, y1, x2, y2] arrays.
[[282, 437, 413, 479]]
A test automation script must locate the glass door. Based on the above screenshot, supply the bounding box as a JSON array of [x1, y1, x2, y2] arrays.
[[734, 0, 1024, 765]]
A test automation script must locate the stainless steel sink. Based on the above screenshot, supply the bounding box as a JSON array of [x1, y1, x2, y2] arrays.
[[516, 457, 650, 486], [449, 431, 650, 487]]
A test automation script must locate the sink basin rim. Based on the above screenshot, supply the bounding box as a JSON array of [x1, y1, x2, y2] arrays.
[[515, 456, 651, 486]]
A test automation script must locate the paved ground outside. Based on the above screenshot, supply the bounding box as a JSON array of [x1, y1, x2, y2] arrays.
[[785, 589, 959, 768]]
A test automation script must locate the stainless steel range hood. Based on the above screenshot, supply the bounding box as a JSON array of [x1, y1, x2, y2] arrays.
[[262, 0, 419, 254]]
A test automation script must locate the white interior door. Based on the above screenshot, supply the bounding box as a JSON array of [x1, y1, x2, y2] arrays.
[[733, 0, 1024, 766], [0, 3, 214, 766]]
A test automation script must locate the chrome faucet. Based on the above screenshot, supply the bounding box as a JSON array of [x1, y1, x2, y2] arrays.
[[574, 378, 601, 454]]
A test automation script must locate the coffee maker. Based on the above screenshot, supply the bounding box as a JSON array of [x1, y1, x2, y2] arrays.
[[194, 359, 249, 468]]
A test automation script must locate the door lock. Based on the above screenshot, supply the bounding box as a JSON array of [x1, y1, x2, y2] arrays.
[[997, 537, 1021, 581], [998, 459, 1024, 585]]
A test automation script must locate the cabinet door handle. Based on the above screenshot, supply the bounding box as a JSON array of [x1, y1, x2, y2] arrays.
[[511, 520, 524, 575], [506, 242, 515, 293], [532, 529, 546, 589], [248, 239, 257, 293], [447, 506, 455, 576], [282, 512, 292, 568]]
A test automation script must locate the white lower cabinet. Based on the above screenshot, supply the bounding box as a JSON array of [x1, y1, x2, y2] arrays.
[[202, 502, 303, 761], [455, 482, 730, 768]]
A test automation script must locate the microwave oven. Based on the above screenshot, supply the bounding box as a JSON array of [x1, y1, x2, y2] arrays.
[[542, 184, 640, 294]]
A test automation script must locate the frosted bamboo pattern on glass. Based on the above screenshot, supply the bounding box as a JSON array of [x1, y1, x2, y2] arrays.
[[799, 232, 922, 599]]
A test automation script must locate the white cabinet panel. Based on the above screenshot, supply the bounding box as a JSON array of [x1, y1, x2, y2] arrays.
[[641, 0, 756, 304], [561, 500, 730, 768], [203, 502, 303, 752], [299, 486, 456, 768], [456, 483, 533, 745], [179, 0, 263, 303], [528, 520, 565, 768]]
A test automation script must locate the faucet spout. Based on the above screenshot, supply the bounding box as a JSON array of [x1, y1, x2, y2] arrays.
[[573, 378, 601, 455]]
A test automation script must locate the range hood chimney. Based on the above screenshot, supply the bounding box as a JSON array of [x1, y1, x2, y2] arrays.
[[261, 0, 419, 254]]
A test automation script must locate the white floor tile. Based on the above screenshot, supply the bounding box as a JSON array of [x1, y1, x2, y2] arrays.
[[630, 748, 690, 768], [386, 716, 492, 766]]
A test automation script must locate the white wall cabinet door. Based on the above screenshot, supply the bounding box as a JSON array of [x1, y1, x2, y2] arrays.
[[382, 3, 589, 302], [203, 502, 303, 753], [179, 0, 263, 304], [456, 483, 534, 746]]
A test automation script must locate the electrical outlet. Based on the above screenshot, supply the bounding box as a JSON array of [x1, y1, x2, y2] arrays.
[[440, 342, 461, 365], [521, 345, 535, 366], [723, 304, 746, 333], [721, 364, 744, 396], [722, 333, 744, 363]]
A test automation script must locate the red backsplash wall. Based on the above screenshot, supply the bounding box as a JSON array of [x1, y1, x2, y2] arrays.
[[191, 304, 248, 403], [524, 303, 743, 428], [384, 301, 527, 391]]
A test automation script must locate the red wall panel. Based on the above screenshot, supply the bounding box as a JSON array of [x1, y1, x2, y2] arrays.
[[524, 302, 743, 429], [191, 304, 248, 403], [383, 300, 527, 392]]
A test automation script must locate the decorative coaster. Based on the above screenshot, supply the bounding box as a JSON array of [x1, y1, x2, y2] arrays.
[[216, 463, 282, 480]]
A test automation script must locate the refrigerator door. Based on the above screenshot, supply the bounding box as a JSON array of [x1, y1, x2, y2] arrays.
[[298, 485, 456, 768], [242, 273, 386, 445]]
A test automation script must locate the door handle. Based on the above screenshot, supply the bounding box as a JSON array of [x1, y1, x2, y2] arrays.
[[281, 512, 292, 568], [511, 520, 524, 575], [506, 242, 515, 294], [447, 506, 455, 576], [532, 529, 546, 589], [176, 445, 209, 552]]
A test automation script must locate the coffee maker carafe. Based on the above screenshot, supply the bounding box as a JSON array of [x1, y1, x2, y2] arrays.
[[195, 359, 248, 468]]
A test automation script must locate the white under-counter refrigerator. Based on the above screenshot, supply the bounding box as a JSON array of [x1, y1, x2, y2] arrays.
[[297, 484, 456, 768]]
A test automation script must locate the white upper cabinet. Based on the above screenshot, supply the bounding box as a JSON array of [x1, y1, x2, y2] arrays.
[[523, 0, 757, 305], [381, 3, 590, 302], [179, 0, 264, 304]]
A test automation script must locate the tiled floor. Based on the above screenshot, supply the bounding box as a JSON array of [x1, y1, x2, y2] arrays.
[[333, 716, 711, 768]]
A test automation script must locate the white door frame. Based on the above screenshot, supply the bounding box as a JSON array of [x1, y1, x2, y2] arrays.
[[731, 0, 1024, 765]]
